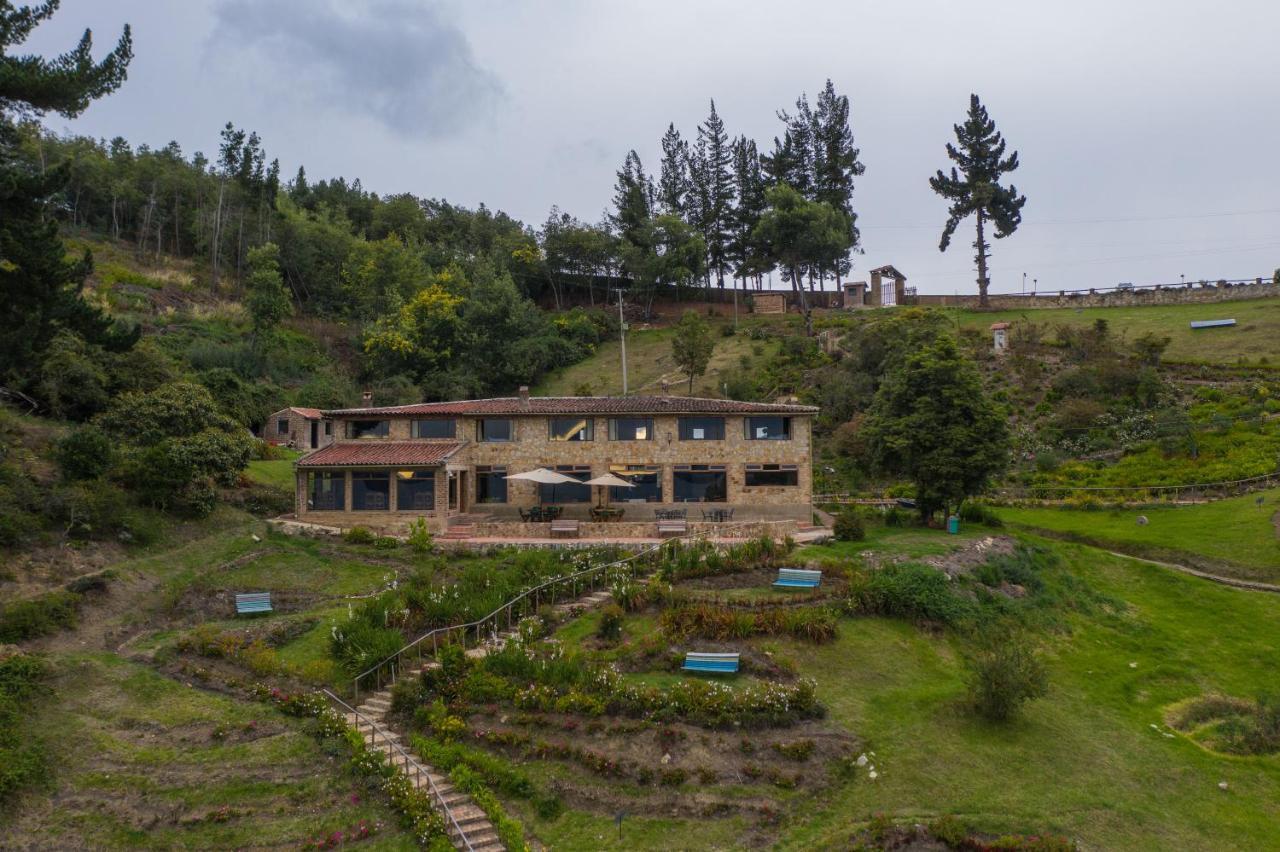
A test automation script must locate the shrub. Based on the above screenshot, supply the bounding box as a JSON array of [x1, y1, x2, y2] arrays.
[[0, 652, 48, 805], [406, 518, 434, 553], [958, 502, 1004, 528], [772, 739, 815, 761], [884, 507, 906, 527], [344, 526, 376, 545], [965, 631, 1049, 722], [833, 508, 865, 542], [597, 604, 624, 641], [54, 426, 115, 481], [373, 536, 400, 550], [851, 563, 972, 625], [0, 590, 81, 642]]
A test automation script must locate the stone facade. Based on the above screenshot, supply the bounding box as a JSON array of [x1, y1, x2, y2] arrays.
[[753, 293, 787, 314], [293, 395, 816, 533], [264, 407, 332, 450]]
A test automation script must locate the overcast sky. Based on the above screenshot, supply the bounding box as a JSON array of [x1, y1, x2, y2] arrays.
[[24, 0, 1280, 295]]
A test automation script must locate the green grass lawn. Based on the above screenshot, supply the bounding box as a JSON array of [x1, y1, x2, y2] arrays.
[[534, 316, 786, 397], [771, 537, 1280, 851], [245, 449, 301, 490], [5, 653, 414, 849], [951, 297, 1280, 365], [996, 489, 1280, 582]]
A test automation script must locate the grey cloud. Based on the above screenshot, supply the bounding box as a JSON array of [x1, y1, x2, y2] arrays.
[[211, 0, 502, 136]]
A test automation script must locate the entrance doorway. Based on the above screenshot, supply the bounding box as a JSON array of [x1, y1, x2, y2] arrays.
[[309, 421, 318, 448], [447, 470, 466, 513]]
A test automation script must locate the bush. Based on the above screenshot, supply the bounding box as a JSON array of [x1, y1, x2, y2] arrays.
[[0, 652, 48, 805], [958, 502, 1004, 528], [965, 631, 1049, 722], [406, 518, 434, 553], [54, 426, 114, 481], [883, 507, 907, 527], [0, 591, 82, 642], [344, 526, 376, 545], [851, 563, 972, 625], [597, 604, 624, 641], [833, 508, 865, 542]]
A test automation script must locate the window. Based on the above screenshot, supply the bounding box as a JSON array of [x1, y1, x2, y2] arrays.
[[609, 417, 653, 441], [477, 418, 514, 442], [396, 470, 436, 510], [745, 464, 799, 487], [549, 417, 593, 442], [349, 420, 389, 439], [678, 416, 724, 441], [673, 464, 727, 502], [276, 418, 290, 436], [412, 419, 456, 439], [351, 471, 390, 510], [475, 465, 508, 503], [609, 464, 661, 502], [308, 472, 344, 511], [745, 416, 792, 441], [324, 421, 332, 436], [539, 465, 592, 504]]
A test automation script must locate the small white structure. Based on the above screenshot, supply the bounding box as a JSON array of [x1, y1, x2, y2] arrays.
[[991, 322, 1010, 355]]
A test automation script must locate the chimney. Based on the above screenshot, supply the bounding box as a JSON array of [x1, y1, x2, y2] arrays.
[[361, 389, 373, 406], [518, 385, 530, 410], [659, 379, 669, 396]]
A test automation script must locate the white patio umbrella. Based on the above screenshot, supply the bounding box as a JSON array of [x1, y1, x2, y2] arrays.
[[505, 467, 581, 506], [583, 472, 634, 507]]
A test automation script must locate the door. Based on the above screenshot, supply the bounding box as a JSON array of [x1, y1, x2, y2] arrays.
[[309, 421, 318, 448], [448, 471, 458, 512]]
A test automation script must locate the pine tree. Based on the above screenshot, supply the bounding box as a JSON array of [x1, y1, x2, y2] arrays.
[[657, 122, 689, 216], [929, 94, 1027, 307], [690, 100, 734, 288], [813, 80, 865, 286], [1, 1, 136, 392], [608, 149, 653, 248], [727, 135, 768, 289]]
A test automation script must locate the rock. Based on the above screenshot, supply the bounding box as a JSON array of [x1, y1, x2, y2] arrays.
[[1218, 781, 1229, 791], [868, 770, 878, 780], [855, 754, 868, 767], [660, 753, 671, 765], [251, 533, 262, 542], [1129, 662, 1139, 668], [1136, 516, 1149, 526]]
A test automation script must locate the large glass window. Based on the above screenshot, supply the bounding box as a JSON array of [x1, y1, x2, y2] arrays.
[[745, 416, 792, 441], [412, 419, 456, 439], [477, 418, 514, 442], [549, 417, 593, 442], [475, 465, 508, 503], [351, 471, 390, 510], [539, 465, 592, 504], [673, 465, 727, 502], [609, 464, 662, 502], [276, 418, 290, 436], [308, 472, 344, 510], [396, 470, 436, 510], [609, 417, 653, 441], [745, 464, 799, 487], [349, 420, 389, 439], [678, 416, 724, 440]]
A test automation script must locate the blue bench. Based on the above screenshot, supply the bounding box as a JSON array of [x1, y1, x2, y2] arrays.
[[682, 652, 739, 674], [773, 568, 822, 589], [235, 592, 273, 615]]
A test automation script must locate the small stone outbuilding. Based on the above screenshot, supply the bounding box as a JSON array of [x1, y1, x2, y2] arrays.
[[264, 407, 333, 451], [990, 322, 1011, 354]]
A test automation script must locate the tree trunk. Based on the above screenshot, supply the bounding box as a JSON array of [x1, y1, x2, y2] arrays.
[[791, 264, 813, 336], [974, 209, 990, 307], [211, 179, 226, 293]]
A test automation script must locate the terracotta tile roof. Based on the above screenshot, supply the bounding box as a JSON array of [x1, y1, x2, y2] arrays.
[[289, 407, 324, 419], [297, 441, 465, 467], [322, 396, 818, 418]]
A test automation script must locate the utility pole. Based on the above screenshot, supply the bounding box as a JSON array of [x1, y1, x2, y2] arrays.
[[1022, 272, 1027, 294], [614, 288, 628, 395]]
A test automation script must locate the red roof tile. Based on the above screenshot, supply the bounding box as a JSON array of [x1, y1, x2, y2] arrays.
[[322, 395, 817, 418], [289, 407, 324, 419], [297, 441, 465, 467]]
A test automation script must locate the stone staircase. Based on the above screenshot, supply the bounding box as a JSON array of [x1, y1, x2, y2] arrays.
[[345, 585, 616, 851], [438, 523, 476, 542]]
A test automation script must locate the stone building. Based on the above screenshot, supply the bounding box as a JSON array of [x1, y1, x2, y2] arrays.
[[842, 265, 908, 308], [292, 389, 817, 532], [990, 322, 1011, 354], [264, 407, 333, 451]]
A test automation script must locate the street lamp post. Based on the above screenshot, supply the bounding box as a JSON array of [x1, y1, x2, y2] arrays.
[[613, 288, 628, 395]]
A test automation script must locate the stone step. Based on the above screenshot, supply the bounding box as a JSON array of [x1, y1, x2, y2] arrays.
[[460, 829, 502, 849]]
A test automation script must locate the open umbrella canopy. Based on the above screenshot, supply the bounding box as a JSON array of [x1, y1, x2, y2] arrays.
[[504, 467, 580, 485], [583, 473, 634, 488]]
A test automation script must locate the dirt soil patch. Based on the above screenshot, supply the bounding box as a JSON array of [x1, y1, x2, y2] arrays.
[[922, 536, 1017, 579]]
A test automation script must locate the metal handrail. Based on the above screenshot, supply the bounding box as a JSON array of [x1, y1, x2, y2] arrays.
[[322, 689, 475, 852], [352, 521, 789, 700]]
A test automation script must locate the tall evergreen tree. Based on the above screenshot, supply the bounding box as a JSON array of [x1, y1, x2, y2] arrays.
[[929, 93, 1027, 307], [727, 135, 768, 289], [0, 1, 136, 393], [608, 149, 653, 248], [656, 122, 689, 216], [813, 80, 865, 285], [689, 100, 734, 288]]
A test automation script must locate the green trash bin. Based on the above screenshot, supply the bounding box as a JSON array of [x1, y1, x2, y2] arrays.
[[947, 515, 959, 535]]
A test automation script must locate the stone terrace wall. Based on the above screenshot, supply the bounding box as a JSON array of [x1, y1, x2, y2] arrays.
[[911, 278, 1278, 310]]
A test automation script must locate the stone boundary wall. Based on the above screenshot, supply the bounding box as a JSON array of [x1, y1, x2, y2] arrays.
[[269, 516, 799, 543], [911, 278, 1278, 310]]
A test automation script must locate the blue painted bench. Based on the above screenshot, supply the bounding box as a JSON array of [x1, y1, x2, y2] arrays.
[[235, 592, 273, 615], [682, 652, 739, 674], [773, 568, 822, 589], [1190, 319, 1236, 329]]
